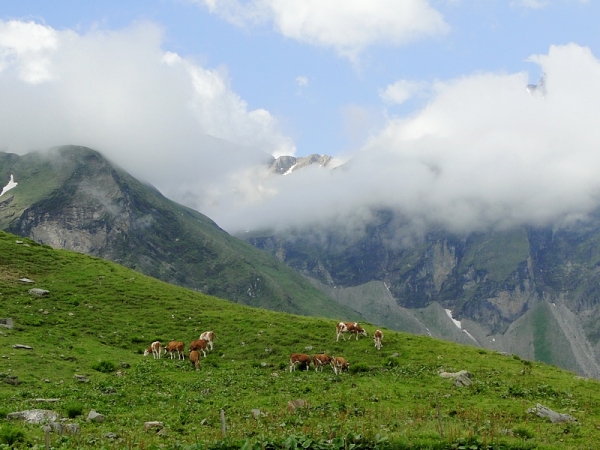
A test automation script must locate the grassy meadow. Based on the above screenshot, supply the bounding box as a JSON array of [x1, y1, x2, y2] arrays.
[[1, 231, 600, 449]]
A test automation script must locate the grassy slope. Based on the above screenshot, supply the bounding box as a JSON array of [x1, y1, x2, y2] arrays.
[[1, 231, 600, 449]]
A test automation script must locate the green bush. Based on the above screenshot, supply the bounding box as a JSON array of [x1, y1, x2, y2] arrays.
[[92, 360, 117, 373], [0, 425, 25, 446], [65, 402, 84, 419], [349, 362, 370, 374]]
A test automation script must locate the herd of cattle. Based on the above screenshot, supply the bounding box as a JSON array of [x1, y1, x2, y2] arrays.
[[143, 322, 383, 373]]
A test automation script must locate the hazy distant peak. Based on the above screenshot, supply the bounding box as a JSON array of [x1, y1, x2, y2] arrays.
[[269, 154, 333, 175]]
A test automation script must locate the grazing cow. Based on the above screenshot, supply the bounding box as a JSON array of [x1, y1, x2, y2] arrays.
[[332, 356, 349, 374], [373, 329, 384, 350], [143, 341, 163, 359], [189, 350, 200, 370], [289, 353, 311, 372], [199, 331, 215, 351], [312, 354, 333, 372], [165, 341, 185, 360], [189, 339, 208, 358], [336, 322, 368, 341]]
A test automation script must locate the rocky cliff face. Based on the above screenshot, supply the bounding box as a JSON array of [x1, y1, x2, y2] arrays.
[[245, 212, 600, 378]]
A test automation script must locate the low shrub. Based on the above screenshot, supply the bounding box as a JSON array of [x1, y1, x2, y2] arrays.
[[65, 402, 84, 419], [92, 360, 117, 373], [0, 424, 25, 446]]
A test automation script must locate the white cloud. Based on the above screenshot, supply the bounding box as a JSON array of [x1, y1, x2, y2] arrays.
[[195, 0, 449, 61], [204, 44, 600, 240], [296, 75, 308, 87], [0, 20, 294, 200], [380, 79, 429, 105]]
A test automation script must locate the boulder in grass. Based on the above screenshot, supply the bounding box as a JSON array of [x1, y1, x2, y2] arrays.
[[87, 410, 105, 423], [29, 288, 50, 296], [7, 409, 59, 424]]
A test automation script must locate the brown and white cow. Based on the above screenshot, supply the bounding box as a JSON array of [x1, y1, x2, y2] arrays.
[[165, 341, 185, 360], [312, 354, 333, 372], [199, 331, 215, 351], [189, 350, 200, 370], [336, 322, 368, 341], [189, 339, 208, 358], [289, 353, 311, 372], [373, 329, 383, 350], [332, 356, 349, 374], [143, 341, 163, 359]]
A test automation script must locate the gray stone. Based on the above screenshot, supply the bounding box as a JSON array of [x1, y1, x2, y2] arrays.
[[251, 409, 262, 419], [29, 288, 50, 296], [19, 278, 34, 283], [529, 403, 576, 423], [287, 399, 308, 412], [87, 410, 105, 423], [12, 344, 33, 350], [7, 409, 59, 424], [144, 421, 164, 431], [104, 432, 118, 439]]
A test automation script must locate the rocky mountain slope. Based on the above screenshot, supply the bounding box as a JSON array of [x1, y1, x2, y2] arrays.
[[0, 146, 360, 320], [244, 211, 600, 379]]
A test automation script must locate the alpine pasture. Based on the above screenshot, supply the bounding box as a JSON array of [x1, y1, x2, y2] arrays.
[[1, 231, 600, 449]]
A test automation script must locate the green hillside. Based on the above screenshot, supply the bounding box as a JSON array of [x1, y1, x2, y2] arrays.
[[1, 231, 600, 449]]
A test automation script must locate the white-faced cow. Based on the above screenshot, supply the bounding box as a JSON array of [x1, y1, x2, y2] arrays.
[[199, 331, 215, 351], [373, 329, 383, 350], [165, 341, 185, 360], [289, 353, 311, 372], [312, 354, 333, 372], [189, 350, 200, 370], [189, 339, 208, 358], [143, 341, 163, 359], [336, 322, 368, 341], [332, 356, 349, 374]]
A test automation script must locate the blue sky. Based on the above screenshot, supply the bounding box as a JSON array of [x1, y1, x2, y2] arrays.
[[1, 1, 600, 236]]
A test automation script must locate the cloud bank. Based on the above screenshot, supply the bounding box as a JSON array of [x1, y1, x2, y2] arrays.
[[0, 20, 294, 196], [2, 19, 600, 245], [197, 0, 449, 61], [206, 44, 600, 240]]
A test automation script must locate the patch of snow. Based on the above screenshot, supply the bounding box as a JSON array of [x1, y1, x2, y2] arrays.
[[445, 309, 462, 329], [0, 174, 18, 197], [283, 163, 298, 175]]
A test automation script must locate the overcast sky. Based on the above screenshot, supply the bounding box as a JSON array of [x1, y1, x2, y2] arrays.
[[1, 1, 599, 238]]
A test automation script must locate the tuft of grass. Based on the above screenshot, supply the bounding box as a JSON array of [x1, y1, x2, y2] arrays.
[[91, 360, 117, 373], [64, 402, 84, 419]]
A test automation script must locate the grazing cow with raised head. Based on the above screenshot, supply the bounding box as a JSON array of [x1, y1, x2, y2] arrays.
[[332, 356, 349, 374], [336, 322, 368, 341], [189, 339, 208, 358], [289, 353, 311, 372], [199, 331, 215, 351], [143, 341, 163, 359], [165, 341, 185, 360], [312, 354, 333, 372], [189, 350, 200, 370], [373, 329, 383, 350]]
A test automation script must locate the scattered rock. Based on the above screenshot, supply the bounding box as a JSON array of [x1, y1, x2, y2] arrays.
[[144, 421, 164, 431], [19, 278, 34, 283], [12, 344, 33, 350], [201, 389, 211, 395], [49, 422, 79, 435], [74, 374, 89, 383], [305, 346, 313, 351], [87, 410, 105, 423], [0, 318, 14, 329], [7, 409, 59, 424], [104, 432, 118, 439], [453, 372, 473, 387], [119, 362, 131, 369], [35, 398, 60, 403], [29, 288, 50, 296], [200, 418, 209, 426], [271, 372, 279, 377], [5, 375, 21, 385], [251, 409, 263, 419], [528, 403, 576, 423], [287, 399, 308, 413]]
